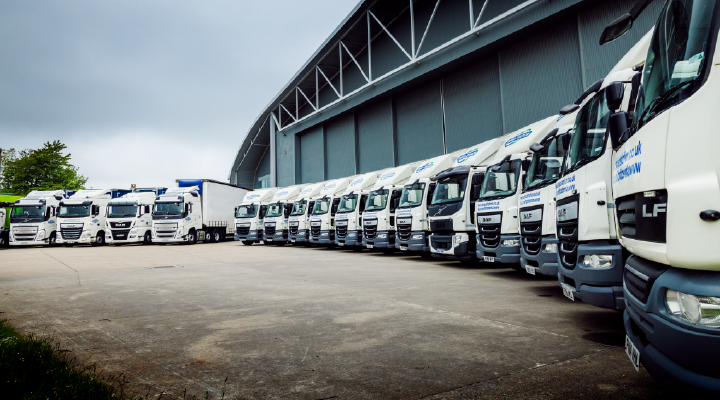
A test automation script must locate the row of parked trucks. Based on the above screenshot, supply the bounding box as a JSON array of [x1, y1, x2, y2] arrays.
[[233, 1, 720, 391]]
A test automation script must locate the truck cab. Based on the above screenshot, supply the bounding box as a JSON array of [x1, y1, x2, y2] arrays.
[[362, 165, 418, 250], [519, 121, 575, 276], [57, 189, 117, 246], [8, 190, 65, 247], [263, 185, 307, 245], [427, 140, 503, 260], [395, 153, 461, 253], [602, 1, 720, 391], [335, 172, 381, 248], [309, 178, 352, 245], [105, 192, 156, 245], [475, 116, 558, 265], [288, 183, 325, 244], [235, 188, 278, 245]]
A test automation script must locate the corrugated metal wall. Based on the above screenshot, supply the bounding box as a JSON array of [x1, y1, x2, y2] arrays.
[[300, 126, 325, 184], [254, 148, 271, 189], [357, 99, 395, 173], [395, 80, 445, 165], [270, 0, 662, 186], [325, 113, 357, 179]]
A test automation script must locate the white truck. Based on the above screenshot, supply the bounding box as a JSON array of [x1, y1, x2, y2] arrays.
[[235, 188, 278, 245], [334, 171, 381, 248], [8, 190, 66, 247], [362, 165, 419, 251], [395, 153, 461, 253], [105, 192, 156, 245], [309, 178, 353, 245], [519, 120, 575, 276], [152, 179, 247, 244], [288, 183, 325, 244], [427, 140, 503, 260], [57, 189, 117, 246], [262, 185, 307, 245], [475, 116, 559, 265], [601, 0, 720, 391]]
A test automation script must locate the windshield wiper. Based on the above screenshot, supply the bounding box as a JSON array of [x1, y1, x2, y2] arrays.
[[638, 80, 694, 127], [526, 177, 557, 192]]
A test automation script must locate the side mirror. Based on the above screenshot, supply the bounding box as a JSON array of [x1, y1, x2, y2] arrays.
[[521, 159, 531, 172], [560, 133, 572, 150], [608, 112, 628, 149], [559, 103, 579, 115], [600, 13, 633, 45], [606, 82, 625, 113]]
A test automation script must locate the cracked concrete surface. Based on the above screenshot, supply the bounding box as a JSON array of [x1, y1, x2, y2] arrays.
[[0, 242, 665, 399]]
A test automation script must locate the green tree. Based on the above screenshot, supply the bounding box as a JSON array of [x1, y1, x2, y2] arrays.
[[0, 141, 88, 196]]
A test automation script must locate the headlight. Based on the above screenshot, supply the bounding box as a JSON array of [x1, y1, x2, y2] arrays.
[[36, 230, 45, 240], [582, 255, 613, 269], [81, 231, 91, 238], [412, 234, 424, 240], [130, 228, 138, 234], [502, 239, 519, 247], [666, 290, 720, 328], [544, 243, 558, 253], [348, 233, 356, 237], [453, 235, 463, 244], [321, 232, 329, 236], [377, 234, 387, 239], [299, 231, 305, 235]]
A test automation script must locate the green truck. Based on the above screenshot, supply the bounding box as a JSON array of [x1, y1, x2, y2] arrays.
[[0, 194, 22, 247]]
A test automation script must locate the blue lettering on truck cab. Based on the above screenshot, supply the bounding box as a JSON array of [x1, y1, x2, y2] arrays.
[[505, 129, 532, 147], [456, 148, 478, 164]]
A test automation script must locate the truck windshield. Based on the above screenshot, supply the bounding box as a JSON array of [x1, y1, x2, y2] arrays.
[[365, 190, 388, 211], [152, 202, 183, 216], [236, 205, 257, 218], [265, 203, 284, 218], [526, 136, 567, 192], [58, 205, 90, 218], [108, 205, 137, 218], [564, 90, 609, 174], [635, 0, 718, 128], [290, 201, 306, 216], [432, 176, 467, 205], [399, 183, 426, 208], [312, 199, 330, 215], [480, 160, 521, 200], [10, 205, 45, 222], [337, 195, 357, 213]]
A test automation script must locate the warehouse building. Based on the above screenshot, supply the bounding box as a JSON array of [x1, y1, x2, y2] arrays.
[[229, 0, 660, 189]]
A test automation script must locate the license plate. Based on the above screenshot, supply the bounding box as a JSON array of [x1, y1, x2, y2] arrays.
[[525, 265, 536, 275], [483, 256, 495, 262], [400, 246, 408, 251], [561, 283, 575, 301], [67, 241, 76, 244], [291, 239, 295, 243], [267, 238, 272, 241], [339, 243, 344, 246], [625, 335, 641, 372], [367, 245, 374, 249]]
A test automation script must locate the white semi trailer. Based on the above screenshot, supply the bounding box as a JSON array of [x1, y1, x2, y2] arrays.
[[105, 192, 157, 245], [57, 189, 117, 246], [362, 165, 418, 251], [263, 185, 307, 245], [235, 188, 278, 245], [309, 178, 352, 245], [288, 183, 325, 244], [427, 140, 503, 260], [475, 116, 559, 265], [152, 179, 247, 244], [9, 190, 66, 247], [601, 0, 720, 391], [335, 171, 381, 248]]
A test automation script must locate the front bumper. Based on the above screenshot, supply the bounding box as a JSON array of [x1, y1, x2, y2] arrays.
[[520, 236, 559, 276], [557, 240, 625, 310], [265, 230, 288, 243], [106, 233, 144, 244], [336, 231, 363, 247], [310, 230, 335, 245], [624, 265, 720, 393], [477, 234, 521, 264], [363, 231, 394, 249], [396, 231, 428, 252], [289, 230, 309, 243], [235, 230, 262, 242], [429, 232, 473, 260], [57, 235, 96, 245], [9, 237, 49, 246]]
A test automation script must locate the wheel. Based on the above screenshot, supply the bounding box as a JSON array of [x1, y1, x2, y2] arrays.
[[212, 230, 221, 243], [143, 231, 152, 245], [47, 232, 57, 247], [0, 232, 7, 248], [186, 229, 197, 245], [242, 241, 254, 246], [92, 232, 105, 246]]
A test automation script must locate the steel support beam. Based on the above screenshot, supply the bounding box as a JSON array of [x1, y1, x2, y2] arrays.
[[270, 115, 277, 188]]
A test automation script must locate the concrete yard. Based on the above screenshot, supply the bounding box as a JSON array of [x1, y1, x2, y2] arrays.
[[0, 242, 666, 399]]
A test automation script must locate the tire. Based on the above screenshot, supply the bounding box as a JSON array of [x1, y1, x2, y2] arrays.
[[0, 232, 7, 248], [242, 241, 254, 246], [92, 232, 105, 246], [186, 229, 196, 245], [143, 231, 152, 245], [212, 230, 221, 243], [47, 232, 57, 247]]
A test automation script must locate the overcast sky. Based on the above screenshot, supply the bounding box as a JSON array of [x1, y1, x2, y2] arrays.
[[0, 0, 358, 189]]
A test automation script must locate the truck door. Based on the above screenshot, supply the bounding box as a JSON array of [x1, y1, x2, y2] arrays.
[[470, 173, 485, 225]]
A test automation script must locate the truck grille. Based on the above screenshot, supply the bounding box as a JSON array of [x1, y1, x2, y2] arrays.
[[363, 225, 376, 239], [109, 221, 132, 229], [336, 226, 347, 238], [477, 212, 502, 249], [430, 219, 452, 233], [236, 226, 250, 236], [289, 225, 298, 235], [155, 224, 177, 233], [397, 223, 411, 241], [112, 229, 131, 240], [311, 226, 321, 238], [61, 227, 82, 240], [520, 206, 543, 256], [624, 256, 669, 304], [556, 196, 579, 270], [265, 226, 276, 237], [616, 190, 668, 243]]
